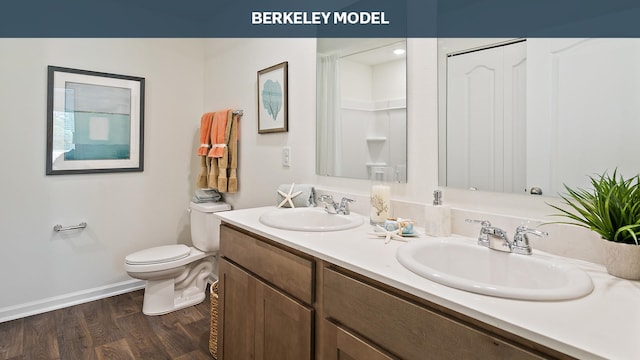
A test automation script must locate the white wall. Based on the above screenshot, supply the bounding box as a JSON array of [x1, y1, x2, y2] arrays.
[[342, 58, 373, 101], [0, 39, 206, 320], [372, 58, 406, 101]]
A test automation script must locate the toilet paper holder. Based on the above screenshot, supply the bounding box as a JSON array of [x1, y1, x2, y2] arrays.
[[53, 222, 88, 232]]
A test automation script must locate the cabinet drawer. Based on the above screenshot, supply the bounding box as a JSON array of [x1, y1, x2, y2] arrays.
[[323, 267, 546, 360], [220, 224, 314, 304]]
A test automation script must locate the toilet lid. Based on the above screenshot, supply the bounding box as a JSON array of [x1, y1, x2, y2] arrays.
[[125, 244, 191, 265]]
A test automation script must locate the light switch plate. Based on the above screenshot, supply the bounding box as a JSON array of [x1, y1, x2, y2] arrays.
[[282, 146, 291, 167]]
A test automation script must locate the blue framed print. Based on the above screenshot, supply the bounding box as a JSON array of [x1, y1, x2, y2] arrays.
[[257, 61, 288, 134], [46, 66, 145, 175]]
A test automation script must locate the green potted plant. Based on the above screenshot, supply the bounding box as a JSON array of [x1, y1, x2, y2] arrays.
[[548, 169, 640, 280]]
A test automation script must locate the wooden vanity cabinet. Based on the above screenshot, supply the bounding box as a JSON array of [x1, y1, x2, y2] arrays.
[[218, 223, 572, 360], [218, 224, 315, 360]]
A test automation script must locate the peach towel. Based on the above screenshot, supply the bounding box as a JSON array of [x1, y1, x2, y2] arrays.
[[197, 112, 214, 156], [208, 110, 231, 158], [196, 112, 214, 188]]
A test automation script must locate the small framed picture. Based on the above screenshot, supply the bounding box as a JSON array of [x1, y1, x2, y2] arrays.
[[257, 61, 288, 134], [46, 66, 145, 175]]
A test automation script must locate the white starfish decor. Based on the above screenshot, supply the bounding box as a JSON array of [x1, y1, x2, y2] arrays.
[[277, 183, 303, 208], [369, 225, 410, 244]]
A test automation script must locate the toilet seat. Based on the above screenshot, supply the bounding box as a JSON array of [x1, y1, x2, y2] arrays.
[[126, 244, 191, 266]]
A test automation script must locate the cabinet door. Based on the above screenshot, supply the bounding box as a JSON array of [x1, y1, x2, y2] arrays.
[[219, 258, 313, 360], [324, 320, 396, 360], [218, 258, 254, 360], [255, 279, 313, 360]]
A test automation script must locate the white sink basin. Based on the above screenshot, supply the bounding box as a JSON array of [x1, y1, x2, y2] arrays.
[[396, 238, 594, 301], [259, 207, 364, 232]]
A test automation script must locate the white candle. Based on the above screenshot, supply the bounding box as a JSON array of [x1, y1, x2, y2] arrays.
[[370, 184, 391, 224]]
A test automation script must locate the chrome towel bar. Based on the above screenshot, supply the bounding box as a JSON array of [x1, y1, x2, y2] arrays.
[[53, 222, 87, 232]]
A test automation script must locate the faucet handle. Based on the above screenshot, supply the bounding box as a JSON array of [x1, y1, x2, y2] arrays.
[[465, 219, 492, 247], [339, 197, 354, 206], [515, 225, 548, 238], [512, 226, 548, 255], [513, 225, 549, 241], [465, 219, 491, 227], [339, 197, 354, 215], [318, 194, 334, 203]]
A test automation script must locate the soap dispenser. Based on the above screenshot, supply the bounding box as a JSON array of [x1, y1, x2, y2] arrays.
[[425, 190, 451, 237]]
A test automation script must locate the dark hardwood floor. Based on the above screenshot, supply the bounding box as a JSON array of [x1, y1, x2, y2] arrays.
[[0, 287, 215, 360]]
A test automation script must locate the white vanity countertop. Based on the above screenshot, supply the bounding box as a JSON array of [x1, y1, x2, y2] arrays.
[[216, 206, 640, 360]]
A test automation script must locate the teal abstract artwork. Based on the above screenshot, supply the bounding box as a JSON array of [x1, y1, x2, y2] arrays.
[[257, 62, 287, 133], [261, 80, 283, 121], [46, 66, 145, 175]]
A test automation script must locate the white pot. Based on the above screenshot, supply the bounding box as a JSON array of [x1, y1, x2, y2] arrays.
[[601, 239, 640, 280]]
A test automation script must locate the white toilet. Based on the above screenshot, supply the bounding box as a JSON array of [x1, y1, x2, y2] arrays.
[[124, 201, 230, 315]]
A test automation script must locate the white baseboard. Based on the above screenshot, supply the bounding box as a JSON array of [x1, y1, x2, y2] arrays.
[[0, 279, 145, 324]]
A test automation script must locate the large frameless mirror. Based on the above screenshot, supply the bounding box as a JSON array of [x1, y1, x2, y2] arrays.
[[317, 38, 407, 182]]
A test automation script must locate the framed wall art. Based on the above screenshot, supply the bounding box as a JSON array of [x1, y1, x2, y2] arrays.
[[257, 61, 288, 134], [46, 66, 145, 175]]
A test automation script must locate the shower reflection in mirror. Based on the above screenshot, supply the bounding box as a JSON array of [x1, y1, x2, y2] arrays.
[[317, 38, 407, 183]]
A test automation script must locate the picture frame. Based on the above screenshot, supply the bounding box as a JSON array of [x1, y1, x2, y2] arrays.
[[46, 66, 145, 175], [257, 61, 288, 134]]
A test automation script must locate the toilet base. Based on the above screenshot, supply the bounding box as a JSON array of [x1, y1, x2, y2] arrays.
[[142, 279, 207, 315], [139, 256, 214, 315]]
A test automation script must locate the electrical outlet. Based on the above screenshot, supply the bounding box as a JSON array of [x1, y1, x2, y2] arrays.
[[282, 146, 291, 167]]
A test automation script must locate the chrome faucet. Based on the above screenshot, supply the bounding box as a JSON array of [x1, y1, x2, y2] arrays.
[[318, 194, 354, 215], [466, 219, 511, 252], [466, 219, 548, 255]]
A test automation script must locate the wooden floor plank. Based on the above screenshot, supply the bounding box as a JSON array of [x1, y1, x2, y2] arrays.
[[182, 318, 213, 355], [0, 318, 23, 360], [22, 312, 60, 360], [115, 312, 171, 360], [143, 312, 198, 358], [80, 296, 125, 347], [174, 300, 207, 325], [55, 305, 97, 360], [174, 349, 216, 360], [94, 338, 136, 360], [107, 292, 140, 320]]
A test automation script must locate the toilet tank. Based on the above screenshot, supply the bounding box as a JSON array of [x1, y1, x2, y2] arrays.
[[189, 201, 231, 252]]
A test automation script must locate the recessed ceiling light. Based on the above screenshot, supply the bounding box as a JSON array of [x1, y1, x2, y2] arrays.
[[393, 48, 406, 55]]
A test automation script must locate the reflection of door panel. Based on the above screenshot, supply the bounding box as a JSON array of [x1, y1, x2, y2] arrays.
[[504, 44, 528, 193], [527, 38, 640, 195], [446, 41, 526, 193]]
